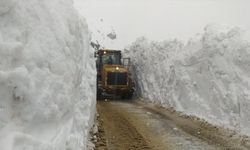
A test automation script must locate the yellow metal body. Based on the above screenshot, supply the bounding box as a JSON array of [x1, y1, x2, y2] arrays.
[[96, 49, 134, 98], [100, 64, 129, 92], [96, 50, 134, 99]]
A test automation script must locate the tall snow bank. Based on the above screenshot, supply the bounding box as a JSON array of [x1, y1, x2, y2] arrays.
[[128, 25, 250, 136], [0, 0, 96, 150]]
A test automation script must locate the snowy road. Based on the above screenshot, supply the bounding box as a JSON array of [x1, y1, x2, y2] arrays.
[[94, 99, 250, 150]]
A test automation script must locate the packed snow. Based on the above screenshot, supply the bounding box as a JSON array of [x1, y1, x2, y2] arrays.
[[128, 25, 250, 136], [0, 0, 96, 150]]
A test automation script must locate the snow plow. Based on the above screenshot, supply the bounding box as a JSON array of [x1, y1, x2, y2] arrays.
[[94, 49, 134, 99]]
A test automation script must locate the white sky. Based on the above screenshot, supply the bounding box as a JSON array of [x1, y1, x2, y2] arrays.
[[74, 0, 250, 49]]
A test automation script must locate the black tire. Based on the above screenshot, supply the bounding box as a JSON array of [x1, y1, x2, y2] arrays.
[[97, 90, 102, 100], [121, 92, 133, 100]]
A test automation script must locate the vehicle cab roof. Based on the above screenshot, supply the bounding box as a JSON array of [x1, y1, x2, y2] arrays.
[[98, 49, 121, 53]]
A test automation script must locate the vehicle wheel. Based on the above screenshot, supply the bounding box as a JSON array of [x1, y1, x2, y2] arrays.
[[121, 92, 133, 100], [97, 90, 102, 100]]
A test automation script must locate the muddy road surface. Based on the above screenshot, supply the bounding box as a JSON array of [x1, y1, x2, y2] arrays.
[[94, 99, 250, 150]]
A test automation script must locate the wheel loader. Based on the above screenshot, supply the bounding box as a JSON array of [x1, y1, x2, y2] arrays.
[[95, 49, 134, 99]]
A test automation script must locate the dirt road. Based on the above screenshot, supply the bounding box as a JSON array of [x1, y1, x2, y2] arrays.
[[94, 99, 250, 150]]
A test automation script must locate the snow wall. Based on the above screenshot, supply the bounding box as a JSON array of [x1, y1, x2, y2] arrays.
[[128, 25, 250, 136], [0, 0, 96, 150]]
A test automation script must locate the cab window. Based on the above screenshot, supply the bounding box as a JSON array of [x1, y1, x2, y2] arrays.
[[101, 53, 121, 65]]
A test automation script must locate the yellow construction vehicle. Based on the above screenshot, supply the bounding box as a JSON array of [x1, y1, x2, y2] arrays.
[[95, 49, 134, 99]]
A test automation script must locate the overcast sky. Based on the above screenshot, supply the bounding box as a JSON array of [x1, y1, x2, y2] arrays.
[[74, 0, 250, 49]]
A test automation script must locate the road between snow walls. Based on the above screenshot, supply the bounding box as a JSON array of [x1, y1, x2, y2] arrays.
[[127, 25, 250, 137], [0, 0, 96, 150]]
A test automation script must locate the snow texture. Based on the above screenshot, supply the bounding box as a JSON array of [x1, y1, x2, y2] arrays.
[[0, 0, 96, 150], [88, 19, 117, 49], [107, 31, 117, 40], [128, 25, 250, 136]]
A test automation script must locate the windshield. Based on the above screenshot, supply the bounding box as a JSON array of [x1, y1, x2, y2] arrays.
[[101, 52, 121, 65]]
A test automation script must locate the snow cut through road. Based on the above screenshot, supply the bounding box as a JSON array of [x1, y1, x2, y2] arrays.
[[95, 100, 250, 150]]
